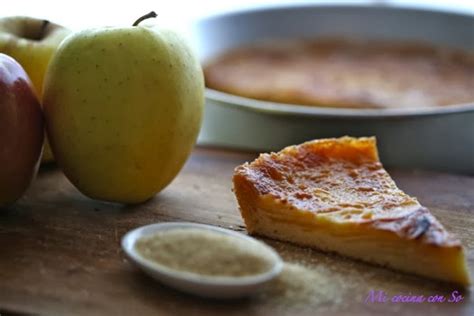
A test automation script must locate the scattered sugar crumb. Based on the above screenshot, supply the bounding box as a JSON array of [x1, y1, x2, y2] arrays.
[[256, 262, 344, 311]]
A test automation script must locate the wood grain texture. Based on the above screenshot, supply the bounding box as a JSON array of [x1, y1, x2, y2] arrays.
[[0, 147, 473, 316]]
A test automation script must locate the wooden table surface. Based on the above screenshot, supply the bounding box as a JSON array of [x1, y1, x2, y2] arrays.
[[0, 147, 473, 316]]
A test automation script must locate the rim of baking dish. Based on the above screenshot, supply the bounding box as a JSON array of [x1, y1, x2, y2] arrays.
[[206, 89, 474, 119]]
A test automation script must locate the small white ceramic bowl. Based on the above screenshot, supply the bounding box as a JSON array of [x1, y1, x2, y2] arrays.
[[121, 222, 283, 299]]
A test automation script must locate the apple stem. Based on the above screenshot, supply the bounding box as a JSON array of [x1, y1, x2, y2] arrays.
[[132, 11, 158, 26], [40, 20, 50, 39]]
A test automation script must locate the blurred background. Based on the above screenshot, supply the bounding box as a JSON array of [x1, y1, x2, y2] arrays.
[[1, 0, 472, 172], [3, 0, 474, 30]]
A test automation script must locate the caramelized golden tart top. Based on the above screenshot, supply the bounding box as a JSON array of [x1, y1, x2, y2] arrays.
[[205, 39, 474, 109], [234, 137, 460, 246]]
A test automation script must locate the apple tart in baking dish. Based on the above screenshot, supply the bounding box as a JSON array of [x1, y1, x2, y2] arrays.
[[205, 38, 474, 109]]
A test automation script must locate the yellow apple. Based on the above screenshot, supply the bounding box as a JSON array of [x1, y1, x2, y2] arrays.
[[43, 12, 204, 204], [0, 16, 70, 163]]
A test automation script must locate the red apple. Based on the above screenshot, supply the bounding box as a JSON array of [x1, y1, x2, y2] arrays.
[[0, 16, 70, 163], [0, 53, 44, 207]]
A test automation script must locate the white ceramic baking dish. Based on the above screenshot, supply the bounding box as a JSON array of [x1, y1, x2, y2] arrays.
[[190, 4, 474, 173]]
